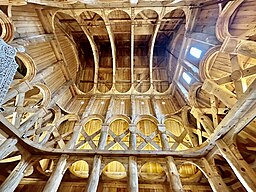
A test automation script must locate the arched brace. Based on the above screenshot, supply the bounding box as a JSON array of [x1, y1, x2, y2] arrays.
[[199, 46, 221, 81], [34, 83, 51, 108], [51, 106, 62, 125], [15, 52, 36, 83], [80, 114, 105, 126], [0, 9, 14, 43], [162, 114, 183, 124], [101, 9, 116, 86], [148, 9, 164, 85], [106, 114, 131, 125], [133, 114, 159, 125], [55, 114, 80, 128], [216, 0, 244, 42]]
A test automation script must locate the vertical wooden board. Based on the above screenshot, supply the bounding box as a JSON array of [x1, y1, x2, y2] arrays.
[[12, 5, 45, 38], [44, 68, 66, 92], [56, 88, 73, 109], [89, 98, 110, 116]]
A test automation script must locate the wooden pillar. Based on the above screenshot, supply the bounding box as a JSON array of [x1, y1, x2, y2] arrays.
[[201, 79, 237, 108], [0, 137, 17, 160], [85, 122, 110, 191], [158, 124, 170, 150], [85, 155, 102, 192], [42, 154, 69, 192], [81, 96, 96, 119], [98, 124, 109, 150], [151, 96, 163, 122], [131, 95, 136, 121], [129, 124, 136, 150], [201, 157, 230, 192], [0, 157, 32, 192], [166, 156, 184, 192], [65, 123, 83, 149], [12, 92, 25, 128], [216, 140, 256, 192], [128, 156, 138, 192], [105, 96, 115, 121]]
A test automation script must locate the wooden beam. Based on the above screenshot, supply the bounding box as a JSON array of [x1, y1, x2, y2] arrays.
[[216, 140, 256, 192], [166, 156, 184, 192], [148, 8, 165, 85], [76, 16, 100, 87], [102, 11, 116, 85], [202, 79, 237, 108], [131, 9, 135, 86], [128, 156, 138, 192], [0, 156, 32, 192], [200, 157, 230, 192], [0, 138, 17, 160], [42, 154, 69, 192], [85, 155, 102, 192]]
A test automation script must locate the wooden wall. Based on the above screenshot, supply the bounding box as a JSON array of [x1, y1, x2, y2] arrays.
[[11, 5, 44, 39], [10, 6, 76, 109]]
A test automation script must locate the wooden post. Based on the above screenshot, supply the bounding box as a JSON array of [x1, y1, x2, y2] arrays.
[[42, 154, 69, 192], [216, 140, 256, 192], [65, 123, 83, 149], [85, 155, 102, 192], [105, 96, 115, 121], [98, 124, 109, 150], [201, 157, 230, 192], [81, 96, 96, 119], [0, 157, 32, 192], [86, 122, 110, 191], [129, 124, 136, 150], [131, 95, 136, 121], [0, 137, 17, 160], [166, 156, 184, 192], [128, 156, 139, 192], [12, 92, 25, 128], [151, 96, 163, 122], [158, 124, 170, 150]]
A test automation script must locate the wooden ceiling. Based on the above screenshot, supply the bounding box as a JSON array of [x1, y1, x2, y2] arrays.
[[54, 8, 186, 93]]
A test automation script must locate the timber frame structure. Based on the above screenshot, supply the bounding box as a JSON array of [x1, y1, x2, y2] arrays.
[[0, 0, 256, 191]]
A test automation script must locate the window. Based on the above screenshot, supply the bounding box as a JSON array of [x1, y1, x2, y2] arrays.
[[182, 72, 192, 84], [190, 47, 202, 59], [177, 82, 188, 98]]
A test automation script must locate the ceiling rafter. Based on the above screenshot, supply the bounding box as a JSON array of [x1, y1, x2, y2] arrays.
[[76, 14, 100, 88], [148, 7, 166, 85], [102, 10, 117, 85]]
